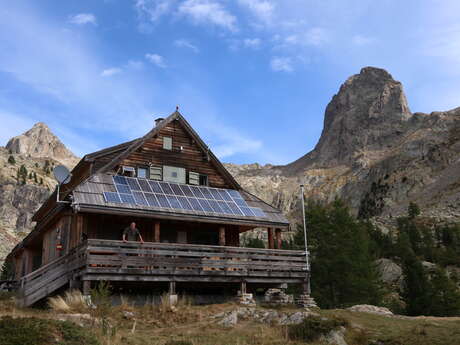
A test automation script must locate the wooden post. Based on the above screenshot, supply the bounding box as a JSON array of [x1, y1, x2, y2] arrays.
[[267, 228, 274, 249], [169, 281, 176, 295], [240, 281, 247, 295], [275, 228, 282, 249], [154, 221, 161, 242], [219, 226, 226, 246], [82, 280, 91, 295]]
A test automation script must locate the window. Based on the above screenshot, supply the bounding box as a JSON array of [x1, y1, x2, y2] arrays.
[[149, 165, 163, 180], [163, 165, 186, 183], [189, 171, 208, 186], [163, 136, 172, 150], [137, 166, 148, 179], [199, 174, 208, 186], [189, 171, 199, 185], [121, 166, 135, 177]]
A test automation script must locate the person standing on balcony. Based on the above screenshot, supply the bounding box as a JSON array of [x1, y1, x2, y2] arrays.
[[123, 222, 144, 243]]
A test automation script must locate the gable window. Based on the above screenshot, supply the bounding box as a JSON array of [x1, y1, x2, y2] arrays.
[[163, 136, 172, 150], [149, 165, 163, 181], [137, 166, 148, 179], [163, 165, 186, 184], [121, 166, 135, 177], [199, 174, 208, 186]]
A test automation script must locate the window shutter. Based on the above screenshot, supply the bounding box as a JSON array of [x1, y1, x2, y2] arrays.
[[189, 171, 200, 185], [149, 165, 163, 181]]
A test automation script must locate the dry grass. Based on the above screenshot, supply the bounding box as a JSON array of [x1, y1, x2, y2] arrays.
[[48, 290, 89, 313], [2, 295, 460, 345]]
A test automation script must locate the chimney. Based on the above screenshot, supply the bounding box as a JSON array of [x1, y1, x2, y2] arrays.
[[155, 117, 164, 127]]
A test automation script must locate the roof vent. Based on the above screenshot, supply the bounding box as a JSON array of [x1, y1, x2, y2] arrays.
[[155, 117, 164, 127]]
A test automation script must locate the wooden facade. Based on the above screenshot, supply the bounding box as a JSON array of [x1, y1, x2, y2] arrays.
[[6, 111, 309, 307]]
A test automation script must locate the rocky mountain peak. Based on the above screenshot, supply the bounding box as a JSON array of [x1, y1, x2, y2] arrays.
[[6, 122, 79, 167], [286, 67, 412, 173]]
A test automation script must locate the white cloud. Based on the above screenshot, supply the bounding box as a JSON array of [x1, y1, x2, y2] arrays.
[[243, 38, 261, 48], [126, 60, 144, 70], [174, 39, 199, 53], [134, 0, 174, 22], [238, 0, 275, 25], [100, 67, 122, 77], [305, 27, 328, 46], [178, 0, 237, 32], [145, 53, 167, 68], [68, 13, 97, 26], [270, 56, 293, 72], [352, 34, 374, 46]]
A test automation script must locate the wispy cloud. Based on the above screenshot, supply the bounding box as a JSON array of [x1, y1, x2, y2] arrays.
[[270, 56, 293, 72], [101, 67, 122, 77], [145, 53, 167, 68], [243, 38, 261, 49], [238, 0, 275, 25], [134, 0, 174, 22], [177, 0, 237, 32], [68, 13, 97, 26], [174, 39, 199, 53]]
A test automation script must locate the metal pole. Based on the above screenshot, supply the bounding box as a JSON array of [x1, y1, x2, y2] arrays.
[[300, 184, 311, 294]]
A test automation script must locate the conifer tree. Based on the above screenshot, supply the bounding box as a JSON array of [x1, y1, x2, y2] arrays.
[[7, 155, 15, 165]]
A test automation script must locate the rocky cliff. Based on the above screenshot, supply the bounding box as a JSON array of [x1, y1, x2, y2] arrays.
[[226, 67, 460, 226], [0, 124, 78, 262]]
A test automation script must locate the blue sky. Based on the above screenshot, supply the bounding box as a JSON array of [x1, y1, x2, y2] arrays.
[[1, 1, 460, 165]]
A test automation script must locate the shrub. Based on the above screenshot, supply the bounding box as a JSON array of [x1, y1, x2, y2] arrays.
[[8, 155, 15, 165], [0, 316, 100, 345], [287, 316, 348, 342], [48, 290, 88, 313]]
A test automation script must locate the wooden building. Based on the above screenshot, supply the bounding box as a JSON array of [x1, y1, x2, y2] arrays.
[[6, 111, 309, 307]]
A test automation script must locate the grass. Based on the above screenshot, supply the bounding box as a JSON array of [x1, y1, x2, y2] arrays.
[[1, 294, 460, 345], [0, 316, 100, 345]]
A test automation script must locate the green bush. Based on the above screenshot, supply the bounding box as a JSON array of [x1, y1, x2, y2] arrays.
[[0, 316, 100, 345], [287, 316, 348, 342]]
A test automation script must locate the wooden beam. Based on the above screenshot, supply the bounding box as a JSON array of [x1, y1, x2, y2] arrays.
[[219, 226, 226, 246], [82, 280, 91, 295], [154, 221, 161, 242], [268, 228, 274, 249], [275, 228, 282, 249]]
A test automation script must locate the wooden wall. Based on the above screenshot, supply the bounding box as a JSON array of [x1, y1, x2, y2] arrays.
[[119, 120, 232, 189]]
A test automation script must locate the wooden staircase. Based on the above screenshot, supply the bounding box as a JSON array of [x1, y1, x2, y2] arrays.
[[17, 244, 86, 307]]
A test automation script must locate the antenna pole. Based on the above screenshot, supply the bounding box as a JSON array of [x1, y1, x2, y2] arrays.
[[300, 184, 311, 294]]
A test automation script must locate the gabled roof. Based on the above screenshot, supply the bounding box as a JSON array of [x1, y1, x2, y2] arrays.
[[91, 111, 241, 190]]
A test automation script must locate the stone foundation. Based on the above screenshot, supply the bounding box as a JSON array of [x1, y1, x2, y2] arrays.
[[295, 294, 318, 308], [236, 292, 256, 307], [264, 288, 294, 304]]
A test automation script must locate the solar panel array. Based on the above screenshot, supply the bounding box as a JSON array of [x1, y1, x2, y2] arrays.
[[103, 176, 267, 219]]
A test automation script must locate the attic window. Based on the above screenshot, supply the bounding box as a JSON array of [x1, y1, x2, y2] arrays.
[[163, 136, 172, 150], [137, 166, 148, 179], [121, 166, 135, 177]]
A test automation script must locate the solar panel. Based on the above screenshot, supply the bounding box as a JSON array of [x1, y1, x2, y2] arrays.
[[149, 181, 163, 193], [104, 192, 121, 203], [115, 184, 131, 194], [138, 178, 152, 193], [120, 193, 136, 204], [113, 176, 128, 185], [145, 193, 160, 207], [133, 191, 148, 206], [127, 178, 141, 191], [108, 176, 268, 219], [239, 206, 255, 217], [170, 183, 184, 196]]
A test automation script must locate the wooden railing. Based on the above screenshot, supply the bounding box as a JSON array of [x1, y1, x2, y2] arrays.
[[18, 243, 87, 307], [18, 239, 308, 306], [83, 239, 308, 284]]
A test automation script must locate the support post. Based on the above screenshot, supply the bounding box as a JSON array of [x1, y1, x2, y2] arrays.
[[275, 228, 282, 249], [82, 280, 91, 295], [168, 281, 178, 306], [240, 281, 247, 295], [267, 228, 274, 249], [219, 226, 226, 246], [154, 221, 160, 242], [169, 281, 176, 295]]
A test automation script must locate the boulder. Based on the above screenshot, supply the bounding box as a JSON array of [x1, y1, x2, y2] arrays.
[[347, 304, 393, 316], [375, 258, 403, 287]]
